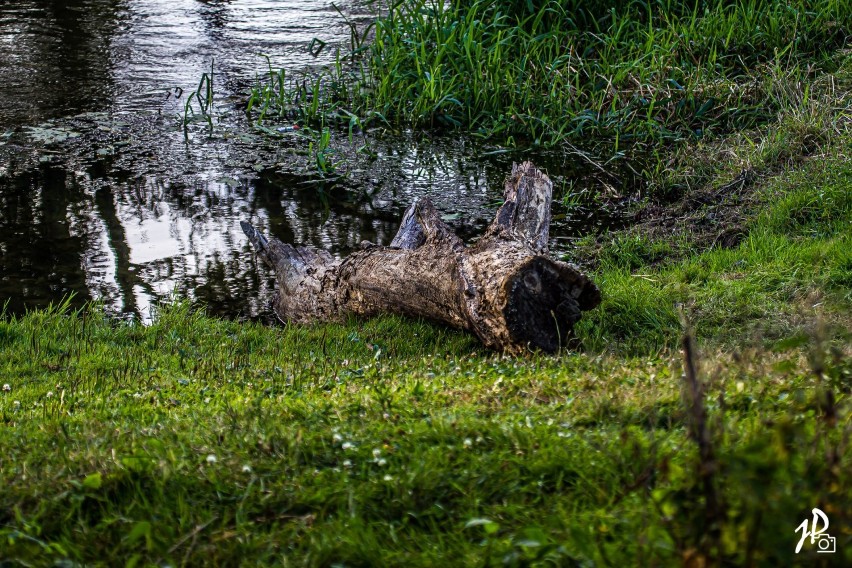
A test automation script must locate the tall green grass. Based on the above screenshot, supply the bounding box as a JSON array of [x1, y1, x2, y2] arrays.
[[248, 0, 850, 149]]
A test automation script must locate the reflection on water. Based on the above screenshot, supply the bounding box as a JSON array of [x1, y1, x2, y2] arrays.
[[0, 0, 360, 129], [0, 0, 124, 126], [0, 166, 93, 312], [0, 0, 617, 321]]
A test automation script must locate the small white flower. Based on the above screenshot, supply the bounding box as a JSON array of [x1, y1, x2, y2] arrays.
[[133, 392, 142, 398], [377, 458, 387, 467], [341, 442, 355, 451], [463, 438, 473, 449], [206, 454, 217, 464], [203, 397, 211, 404], [2, 384, 10, 392], [242, 464, 252, 473], [46, 391, 54, 398], [332, 433, 343, 443], [13, 400, 21, 408], [383, 474, 393, 481], [372, 448, 382, 458], [343, 459, 353, 468]]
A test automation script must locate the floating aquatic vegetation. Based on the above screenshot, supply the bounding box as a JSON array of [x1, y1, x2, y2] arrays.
[[23, 124, 81, 145]]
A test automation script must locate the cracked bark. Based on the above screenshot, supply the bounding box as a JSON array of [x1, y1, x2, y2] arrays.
[[242, 161, 600, 353]]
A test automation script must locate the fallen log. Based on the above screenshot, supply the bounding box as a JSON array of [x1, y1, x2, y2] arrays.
[[241, 161, 600, 353]]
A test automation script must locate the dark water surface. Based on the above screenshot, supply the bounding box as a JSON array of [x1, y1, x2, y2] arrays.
[[0, 0, 618, 321]]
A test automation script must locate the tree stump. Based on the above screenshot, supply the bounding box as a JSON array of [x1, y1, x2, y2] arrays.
[[242, 161, 600, 353]]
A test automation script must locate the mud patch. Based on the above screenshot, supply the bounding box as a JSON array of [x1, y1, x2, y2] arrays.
[[637, 169, 757, 249]]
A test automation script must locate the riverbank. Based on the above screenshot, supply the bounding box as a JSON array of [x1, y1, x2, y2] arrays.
[[2, 0, 851, 564], [2, 146, 849, 563]]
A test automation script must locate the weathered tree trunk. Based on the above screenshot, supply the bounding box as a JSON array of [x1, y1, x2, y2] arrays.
[[242, 162, 600, 353]]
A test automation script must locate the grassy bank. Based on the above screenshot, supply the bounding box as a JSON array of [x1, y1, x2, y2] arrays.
[[574, 138, 852, 353], [1, 150, 850, 564], [248, 0, 850, 151], [0, 312, 848, 565]]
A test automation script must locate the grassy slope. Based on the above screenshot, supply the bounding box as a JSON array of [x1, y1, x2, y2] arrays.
[[577, 142, 852, 353], [1, 151, 850, 565]]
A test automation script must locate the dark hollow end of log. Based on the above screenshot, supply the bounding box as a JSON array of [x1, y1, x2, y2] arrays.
[[503, 257, 601, 352], [241, 161, 601, 353]]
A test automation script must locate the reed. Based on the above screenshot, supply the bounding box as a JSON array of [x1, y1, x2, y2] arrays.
[[179, 60, 216, 133]]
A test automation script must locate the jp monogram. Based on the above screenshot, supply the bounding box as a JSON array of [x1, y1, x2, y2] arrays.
[[795, 508, 836, 554]]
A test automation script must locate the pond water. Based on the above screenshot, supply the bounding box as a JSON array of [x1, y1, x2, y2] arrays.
[[0, 0, 623, 321]]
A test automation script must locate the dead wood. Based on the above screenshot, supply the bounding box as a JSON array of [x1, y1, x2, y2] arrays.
[[242, 161, 600, 353]]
